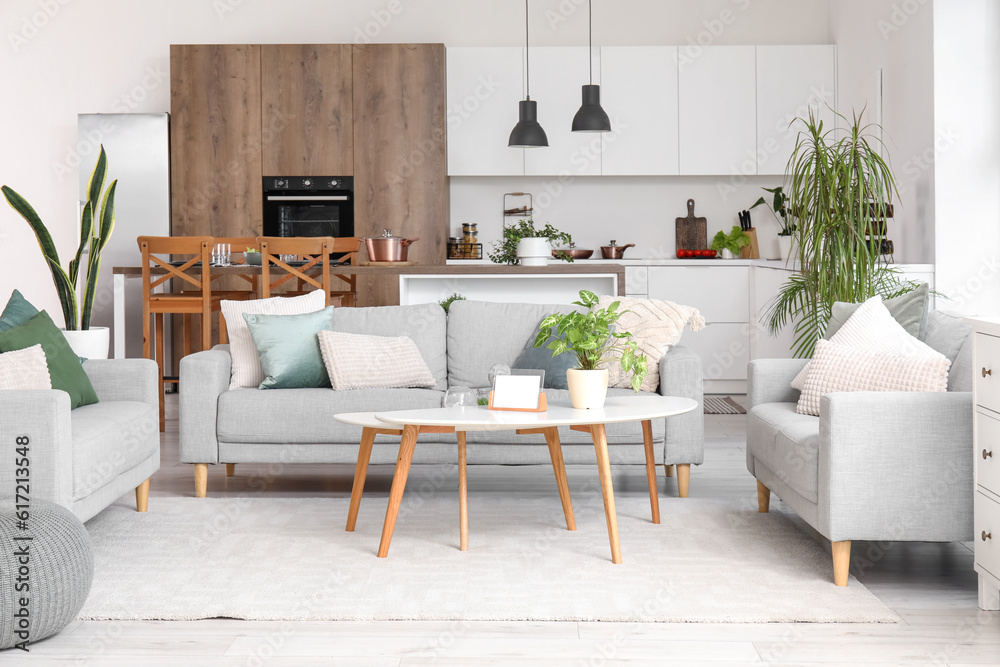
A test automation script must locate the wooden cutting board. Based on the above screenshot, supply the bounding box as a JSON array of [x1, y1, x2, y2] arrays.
[[675, 199, 707, 251]]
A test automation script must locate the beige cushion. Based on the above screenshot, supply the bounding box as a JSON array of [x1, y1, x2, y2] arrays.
[[221, 290, 327, 390], [318, 331, 435, 391], [0, 344, 51, 390], [796, 339, 950, 416], [596, 296, 705, 392], [792, 297, 940, 391]]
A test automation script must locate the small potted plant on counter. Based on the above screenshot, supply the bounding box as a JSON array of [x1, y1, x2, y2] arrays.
[[488, 217, 574, 266], [533, 290, 647, 409], [710, 225, 751, 259], [751, 185, 797, 260]]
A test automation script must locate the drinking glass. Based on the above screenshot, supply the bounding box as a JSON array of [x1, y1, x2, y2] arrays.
[[442, 386, 477, 408]]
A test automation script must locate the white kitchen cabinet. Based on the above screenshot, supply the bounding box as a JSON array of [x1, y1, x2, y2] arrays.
[[523, 47, 602, 177], [446, 47, 525, 176], [678, 46, 757, 176], [600, 47, 679, 176], [685, 323, 751, 382], [648, 266, 749, 323], [625, 266, 648, 297], [756, 46, 836, 176]]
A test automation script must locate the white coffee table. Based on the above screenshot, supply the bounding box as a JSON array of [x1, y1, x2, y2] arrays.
[[367, 395, 697, 564]]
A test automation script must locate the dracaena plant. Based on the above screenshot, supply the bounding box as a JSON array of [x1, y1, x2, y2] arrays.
[[2, 146, 117, 330], [533, 290, 648, 392]]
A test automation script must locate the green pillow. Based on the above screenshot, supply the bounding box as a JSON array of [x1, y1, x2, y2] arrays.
[[824, 283, 930, 340], [0, 310, 99, 409], [0, 289, 40, 332], [244, 307, 334, 389], [512, 321, 579, 390]]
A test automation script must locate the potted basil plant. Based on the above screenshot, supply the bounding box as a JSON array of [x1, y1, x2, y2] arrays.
[[533, 290, 648, 409], [710, 225, 751, 260]]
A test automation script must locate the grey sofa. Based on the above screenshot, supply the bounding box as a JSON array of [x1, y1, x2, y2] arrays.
[[747, 311, 974, 586], [0, 358, 160, 522], [180, 300, 704, 497]]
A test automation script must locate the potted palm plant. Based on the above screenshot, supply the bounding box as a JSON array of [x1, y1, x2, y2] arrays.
[[2, 146, 117, 358], [765, 108, 916, 357], [533, 290, 648, 409]]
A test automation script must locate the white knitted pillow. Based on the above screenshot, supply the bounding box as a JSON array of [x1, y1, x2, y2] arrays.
[[796, 339, 950, 416], [318, 331, 435, 391], [596, 296, 706, 392], [222, 290, 327, 389], [792, 297, 940, 391], [0, 344, 51, 390]]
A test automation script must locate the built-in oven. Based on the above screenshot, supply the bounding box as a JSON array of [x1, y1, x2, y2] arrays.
[[262, 176, 354, 240]]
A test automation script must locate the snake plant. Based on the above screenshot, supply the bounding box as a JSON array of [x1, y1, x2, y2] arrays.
[[2, 146, 117, 330]]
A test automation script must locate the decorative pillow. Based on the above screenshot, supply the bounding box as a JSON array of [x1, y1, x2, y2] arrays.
[[244, 307, 334, 389], [596, 296, 705, 392], [823, 283, 929, 340], [792, 297, 941, 391], [318, 331, 435, 391], [0, 289, 40, 332], [512, 322, 579, 390], [221, 290, 327, 390], [0, 311, 99, 408], [0, 344, 52, 390], [796, 339, 950, 416]]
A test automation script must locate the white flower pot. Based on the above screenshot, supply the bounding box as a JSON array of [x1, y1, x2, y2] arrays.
[[778, 235, 794, 261], [60, 327, 110, 360], [516, 237, 550, 266], [566, 368, 609, 409], [719, 248, 736, 260]]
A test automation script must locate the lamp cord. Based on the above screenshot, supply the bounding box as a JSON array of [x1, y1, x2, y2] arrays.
[[525, 0, 530, 100], [588, 0, 593, 84]]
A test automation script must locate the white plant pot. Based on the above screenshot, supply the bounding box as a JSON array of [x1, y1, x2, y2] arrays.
[[778, 235, 794, 261], [516, 237, 550, 266], [566, 368, 610, 410], [60, 327, 110, 360], [719, 248, 736, 260]]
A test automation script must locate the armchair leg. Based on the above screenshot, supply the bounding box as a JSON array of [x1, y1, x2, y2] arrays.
[[832, 540, 851, 587], [757, 480, 770, 513], [676, 464, 690, 498], [226, 464, 236, 477], [663, 464, 675, 478], [135, 478, 150, 512], [194, 463, 208, 498]]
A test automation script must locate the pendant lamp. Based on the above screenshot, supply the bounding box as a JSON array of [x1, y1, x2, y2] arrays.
[[572, 0, 611, 133], [509, 0, 548, 148]]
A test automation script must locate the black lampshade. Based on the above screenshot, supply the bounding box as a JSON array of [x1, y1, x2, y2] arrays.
[[572, 84, 611, 133], [509, 99, 549, 148]]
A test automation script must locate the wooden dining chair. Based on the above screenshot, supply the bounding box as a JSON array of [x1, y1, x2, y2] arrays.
[[330, 237, 361, 307], [204, 236, 260, 344], [258, 237, 340, 307], [137, 236, 214, 432]]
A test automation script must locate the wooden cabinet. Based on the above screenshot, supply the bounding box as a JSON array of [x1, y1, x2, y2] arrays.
[[969, 321, 1000, 611], [600, 47, 679, 176], [352, 43, 448, 306], [677, 46, 756, 176], [446, 47, 524, 176], [756, 46, 836, 176], [170, 44, 262, 237], [261, 44, 354, 176]]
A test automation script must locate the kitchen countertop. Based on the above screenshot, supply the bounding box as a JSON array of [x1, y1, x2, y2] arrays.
[[446, 258, 935, 271]]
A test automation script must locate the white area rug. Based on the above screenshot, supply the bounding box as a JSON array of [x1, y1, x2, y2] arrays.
[[80, 492, 896, 623]]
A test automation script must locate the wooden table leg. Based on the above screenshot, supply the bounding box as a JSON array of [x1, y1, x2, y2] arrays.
[[543, 427, 576, 531], [377, 424, 419, 558], [458, 431, 468, 551], [346, 427, 377, 532], [590, 423, 622, 564], [641, 420, 660, 524]]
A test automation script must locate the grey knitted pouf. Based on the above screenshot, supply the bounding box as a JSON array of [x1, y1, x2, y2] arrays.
[[0, 497, 93, 649]]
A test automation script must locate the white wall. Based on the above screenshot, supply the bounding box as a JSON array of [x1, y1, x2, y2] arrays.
[[828, 0, 936, 265], [933, 0, 1000, 316], [0, 0, 830, 322]]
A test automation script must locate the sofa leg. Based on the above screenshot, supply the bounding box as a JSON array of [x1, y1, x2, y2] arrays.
[[832, 540, 851, 587], [663, 464, 674, 478], [226, 464, 236, 477], [676, 464, 690, 498], [194, 463, 208, 498], [135, 478, 150, 512], [757, 480, 770, 513]]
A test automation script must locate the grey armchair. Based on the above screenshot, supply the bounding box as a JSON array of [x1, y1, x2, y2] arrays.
[[747, 319, 974, 586], [0, 358, 160, 522]]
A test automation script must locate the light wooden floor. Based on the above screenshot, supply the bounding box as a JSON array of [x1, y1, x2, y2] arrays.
[[12, 395, 1000, 665]]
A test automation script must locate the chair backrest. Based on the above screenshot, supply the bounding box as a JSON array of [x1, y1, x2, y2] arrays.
[[258, 236, 333, 304], [136, 236, 213, 299]]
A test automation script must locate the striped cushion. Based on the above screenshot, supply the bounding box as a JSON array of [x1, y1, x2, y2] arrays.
[[318, 331, 435, 391], [221, 291, 327, 390], [0, 344, 51, 390]]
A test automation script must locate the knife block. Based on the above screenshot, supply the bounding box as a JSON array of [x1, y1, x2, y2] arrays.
[[740, 228, 760, 259]]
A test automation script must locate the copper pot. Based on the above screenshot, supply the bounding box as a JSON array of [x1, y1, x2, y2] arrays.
[[600, 240, 635, 259], [362, 229, 419, 262], [551, 242, 594, 260]]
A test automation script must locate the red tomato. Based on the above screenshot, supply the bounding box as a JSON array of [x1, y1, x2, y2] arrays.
[[708, 249, 717, 258], [676, 250, 684, 258]]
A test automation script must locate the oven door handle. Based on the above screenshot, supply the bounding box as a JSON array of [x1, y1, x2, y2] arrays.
[[266, 195, 350, 201]]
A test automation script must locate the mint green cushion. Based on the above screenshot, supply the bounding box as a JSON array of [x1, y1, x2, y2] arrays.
[[244, 307, 334, 389], [824, 282, 930, 340], [0, 289, 40, 332], [0, 310, 99, 408]]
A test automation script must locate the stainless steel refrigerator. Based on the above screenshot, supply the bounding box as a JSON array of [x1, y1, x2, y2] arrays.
[[77, 113, 170, 359]]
